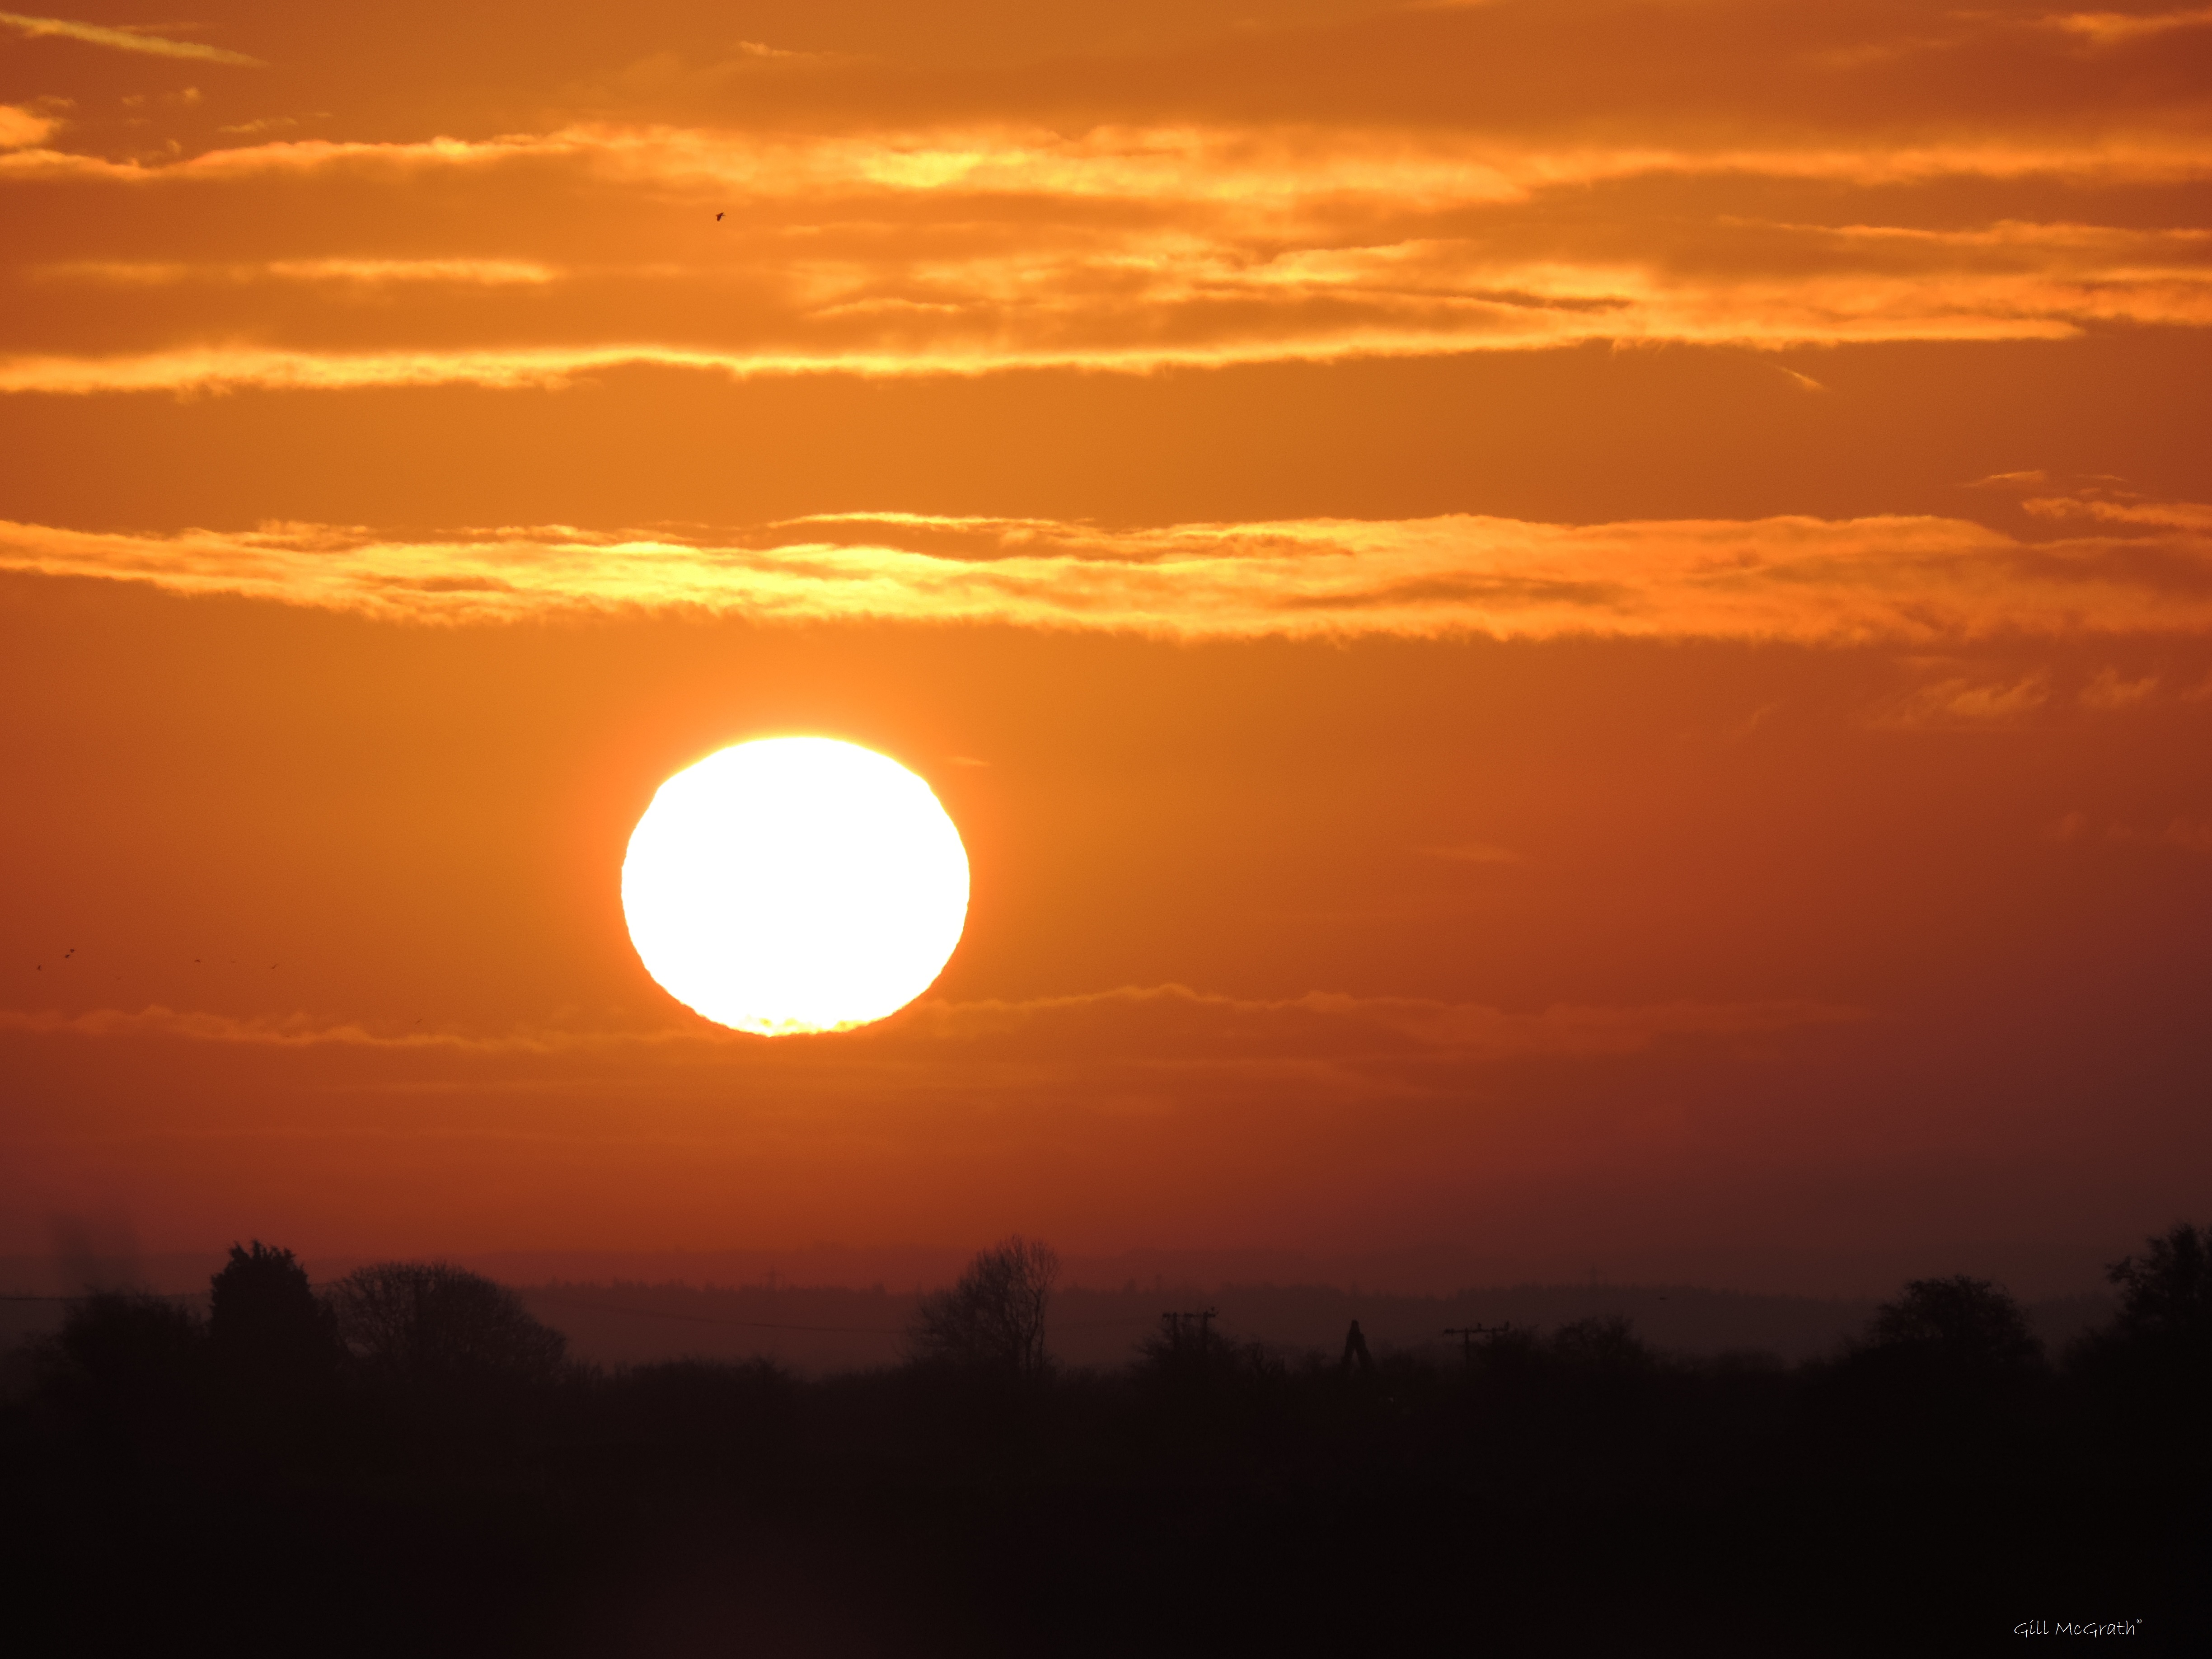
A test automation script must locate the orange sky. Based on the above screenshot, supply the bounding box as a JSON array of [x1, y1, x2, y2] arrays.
[[3, 0, 2209, 1293]]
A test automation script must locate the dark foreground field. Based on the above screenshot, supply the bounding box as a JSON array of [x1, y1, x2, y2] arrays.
[[5, 1240, 2207, 1657]]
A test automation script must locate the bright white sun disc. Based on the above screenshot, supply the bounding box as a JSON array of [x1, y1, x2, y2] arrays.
[[622, 737, 970, 1035]]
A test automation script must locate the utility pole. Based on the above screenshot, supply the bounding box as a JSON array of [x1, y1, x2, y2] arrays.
[[1441, 1321, 1513, 1364], [1161, 1307, 1218, 1352]]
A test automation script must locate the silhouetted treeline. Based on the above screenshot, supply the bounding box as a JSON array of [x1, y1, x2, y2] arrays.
[[4, 1229, 2208, 1654]]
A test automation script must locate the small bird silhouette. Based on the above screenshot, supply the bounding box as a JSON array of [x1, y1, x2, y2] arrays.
[[716, 211, 725, 221]]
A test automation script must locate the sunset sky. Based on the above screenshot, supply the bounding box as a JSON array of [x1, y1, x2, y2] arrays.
[[4, 0, 2208, 1295]]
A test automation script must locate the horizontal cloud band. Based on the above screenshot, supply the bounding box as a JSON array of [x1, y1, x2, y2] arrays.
[[0, 985, 1864, 1064], [5, 120, 2209, 374], [3, 504, 2209, 640]]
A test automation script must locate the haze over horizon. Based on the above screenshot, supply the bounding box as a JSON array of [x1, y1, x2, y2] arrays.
[[4, 0, 2209, 1296]]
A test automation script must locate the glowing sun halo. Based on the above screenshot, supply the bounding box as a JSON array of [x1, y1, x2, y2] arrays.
[[622, 737, 971, 1035]]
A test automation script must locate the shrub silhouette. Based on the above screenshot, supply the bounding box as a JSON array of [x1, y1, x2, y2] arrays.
[[330, 1261, 567, 1392], [908, 1235, 1059, 1378], [1139, 1309, 1233, 1379], [1822, 1275, 2045, 1465], [1550, 1313, 1656, 1374], [2074, 1219, 2212, 1459], [2105, 1220, 2212, 1355], [209, 1240, 339, 1394], [46, 1292, 210, 1470], [1137, 1310, 1283, 1415], [1867, 1275, 2042, 1371]]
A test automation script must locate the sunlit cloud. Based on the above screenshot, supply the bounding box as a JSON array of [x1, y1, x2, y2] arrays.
[[3, 122, 2207, 371], [1873, 673, 2052, 728], [2078, 667, 2160, 709], [14, 123, 2205, 192], [34, 257, 561, 287], [0, 10, 262, 66], [2026, 497, 2212, 531], [0, 250, 2198, 389], [9, 122, 2208, 220], [0, 985, 1864, 1070], [0, 103, 56, 149], [5, 506, 2210, 641], [1420, 843, 1524, 865], [2042, 6, 2212, 44]]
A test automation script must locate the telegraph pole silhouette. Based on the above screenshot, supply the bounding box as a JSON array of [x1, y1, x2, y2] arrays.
[[1161, 1307, 1218, 1352], [1341, 1318, 1374, 1376], [1441, 1322, 1514, 1365]]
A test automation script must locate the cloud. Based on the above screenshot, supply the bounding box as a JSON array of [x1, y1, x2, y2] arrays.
[[0, 1004, 604, 1054], [2043, 7, 2212, 45], [0, 985, 1866, 1077], [0, 103, 55, 149], [2026, 497, 2212, 531], [1420, 842, 1523, 864], [34, 258, 559, 287], [2048, 813, 2212, 854], [19, 122, 2196, 194], [2, 122, 2208, 375], [2046, 808, 2094, 843], [0, 11, 262, 66], [1873, 671, 2052, 728], [2079, 667, 2160, 709], [731, 40, 821, 62], [2158, 817, 2212, 853], [897, 984, 1869, 1068], [5, 506, 2212, 640], [0, 235, 2198, 387]]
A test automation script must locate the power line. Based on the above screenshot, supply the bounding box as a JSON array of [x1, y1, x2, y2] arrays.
[[1442, 1322, 1515, 1363], [0, 1291, 202, 1302], [3, 1288, 1157, 1339], [527, 1289, 1157, 1336], [524, 1288, 905, 1335]]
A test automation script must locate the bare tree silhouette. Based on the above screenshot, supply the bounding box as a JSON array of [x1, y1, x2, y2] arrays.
[[908, 1235, 1059, 1378], [331, 1261, 566, 1391], [1866, 1275, 2043, 1378]]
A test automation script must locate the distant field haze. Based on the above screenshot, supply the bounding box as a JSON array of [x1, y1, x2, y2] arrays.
[[0, 1247, 2118, 1370]]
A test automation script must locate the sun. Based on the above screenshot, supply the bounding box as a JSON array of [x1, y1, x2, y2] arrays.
[[621, 737, 970, 1036]]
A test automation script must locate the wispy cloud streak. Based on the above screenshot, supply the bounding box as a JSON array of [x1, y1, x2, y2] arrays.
[[4, 507, 2209, 640], [0, 985, 1864, 1064], [9, 123, 2210, 192], [0, 10, 261, 65], [0, 103, 55, 149], [32, 258, 560, 287], [2043, 6, 2212, 44], [4, 122, 2208, 375]]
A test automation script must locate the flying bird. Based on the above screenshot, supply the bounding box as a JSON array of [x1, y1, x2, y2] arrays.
[[716, 211, 725, 221]]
